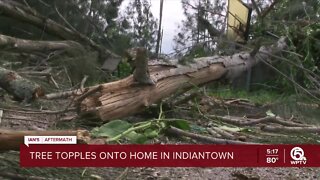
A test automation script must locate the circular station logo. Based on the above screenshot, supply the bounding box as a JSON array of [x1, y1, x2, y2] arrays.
[[290, 147, 306, 161]]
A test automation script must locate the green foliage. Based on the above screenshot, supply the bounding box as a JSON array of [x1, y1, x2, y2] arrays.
[[167, 119, 191, 131], [52, 52, 105, 85], [117, 61, 133, 78], [252, 0, 320, 92], [175, 0, 319, 95], [91, 120, 147, 144], [120, 0, 158, 52], [174, 0, 226, 55], [91, 118, 191, 144], [91, 120, 132, 138]]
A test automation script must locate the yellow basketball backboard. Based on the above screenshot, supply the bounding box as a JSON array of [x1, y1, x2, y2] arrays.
[[227, 0, 252, 43]]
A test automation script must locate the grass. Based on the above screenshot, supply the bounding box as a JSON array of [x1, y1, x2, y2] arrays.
[[209, 88, 285, 104]]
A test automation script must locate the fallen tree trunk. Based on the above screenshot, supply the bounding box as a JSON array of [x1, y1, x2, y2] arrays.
[[0, 34, 84, 54], [0, 129, 89, 151], [0, 67, 44, 102], [71, 37, 287, 121]]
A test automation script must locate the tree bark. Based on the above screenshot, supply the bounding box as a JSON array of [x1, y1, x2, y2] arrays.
[[0, 67, 44, 102]]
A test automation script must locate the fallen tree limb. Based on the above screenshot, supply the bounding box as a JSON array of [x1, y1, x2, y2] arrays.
[[44, 89, 80, 100], [206, 128, 222, 138], [168, 126, 256, 144], [0, 34, 83, 54], [260, 125, 320, 133], [0, 129, 89, 151], [209, 127, 236, 140], [210, 115, 310, 127]]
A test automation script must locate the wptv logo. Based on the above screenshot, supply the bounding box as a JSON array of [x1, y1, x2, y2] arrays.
[[290, 147, 307, 165]]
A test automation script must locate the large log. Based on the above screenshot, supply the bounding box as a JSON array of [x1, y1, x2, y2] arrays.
[[0, 67, 44, 102], [76, 37, 288, 121]]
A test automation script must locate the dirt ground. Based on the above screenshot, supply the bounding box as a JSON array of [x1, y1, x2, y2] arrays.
[[127, 167, 320, 180]]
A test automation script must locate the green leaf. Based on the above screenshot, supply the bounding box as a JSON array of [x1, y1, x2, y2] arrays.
[[266, 110, 276, 117], [144, 129, 159, 138], [125, 131, 148, 144], [168, 120, 190, 130], [91, 120, 132, 138]]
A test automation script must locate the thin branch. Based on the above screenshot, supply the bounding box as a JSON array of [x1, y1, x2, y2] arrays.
[[183, 1, 226, 17], [54, 3, 77, 32], [80, 75, 89, 91], [258, 56, 320, 102], [49, 75, 60, 89], [22, 0, 33, 12], [258, 50, 320, 80], [37, 0, 50, 7], [63, 66, 73, 86], [209, 127, 235, 139]]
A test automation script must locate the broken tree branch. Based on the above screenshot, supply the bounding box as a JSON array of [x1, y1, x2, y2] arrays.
[[168, 126, 256, 144], [210, 115, 310, 127]]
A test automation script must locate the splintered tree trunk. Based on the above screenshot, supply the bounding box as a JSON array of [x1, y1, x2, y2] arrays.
[[0, 67, 44, 102], [75, 38, 288, 121]]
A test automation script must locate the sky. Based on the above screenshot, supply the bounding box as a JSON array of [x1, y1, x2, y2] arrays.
[[121, 0, 184, 54]]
